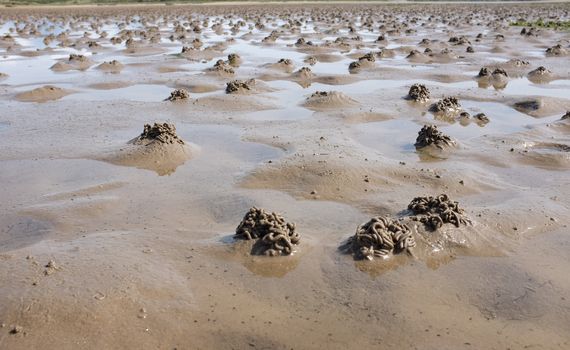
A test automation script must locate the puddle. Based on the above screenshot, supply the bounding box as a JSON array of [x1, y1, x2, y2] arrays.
[[0, 215, 53, 253], [63, 84, 173, 102]]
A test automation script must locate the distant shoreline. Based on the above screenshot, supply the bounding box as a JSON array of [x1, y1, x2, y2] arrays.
[[0, 0, 566, 8]]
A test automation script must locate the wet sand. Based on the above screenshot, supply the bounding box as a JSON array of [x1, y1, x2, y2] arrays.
[[0, 2, 570, 349]]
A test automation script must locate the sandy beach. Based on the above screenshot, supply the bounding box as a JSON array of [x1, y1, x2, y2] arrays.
[[0, 2, 569, 349]]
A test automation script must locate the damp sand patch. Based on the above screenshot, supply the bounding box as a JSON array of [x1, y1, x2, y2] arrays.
[[99, 123, 195, 176]]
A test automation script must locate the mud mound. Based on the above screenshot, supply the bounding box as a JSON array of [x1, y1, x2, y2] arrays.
[[209, 59, 235, 76], [51, 54, 94, 72], [343, 216, 415, 261], [527, 66, 554, 83], [165, 89, 190, 102], [131, 123, 184, 145], [408, 83, 430, 102], [491, 68, 508, 78], [102, 123, 191, 176], [431, 96, 461, 114], [474, 113, 490, 126], [227, 53, 241, 67], [225, 79, 256, 94], [348, 52, 375, 73], [234, 207, 300, 256], [408, 194, 470, 231], [449, 36, 471, 45], [304, 56, 317, 65], [293, 67, 315, 80], [268, 58, 294, 73], [545, 44, 567, 57], [415, 125, 455, 149], [303, 91, 357, 109], [436, 48, 458, 60], [502, 59, 530, 68], [478, 67, 491, 77], [16, 85, 72, 102], [179, 45, 223, 61], [97, 60, 124, 73], [406, 49, 431, 63], [477, 68, 509, 89]]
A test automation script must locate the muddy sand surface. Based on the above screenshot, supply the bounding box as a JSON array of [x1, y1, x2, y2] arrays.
[[0, 3, 570, 349]]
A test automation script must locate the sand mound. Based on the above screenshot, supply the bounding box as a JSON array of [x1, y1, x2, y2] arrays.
[[477, 67, 509, 89], [51, 54, 94, 72], [208, 59, 235, 76], [302, 91, 358, 110], [180, 46, 224, 61], [406, 49, 431, 63], [225, 79, 256, 94], [268, 58, 294, 73], [545, 44, 567, 57], [527, 66, 554, 83], [348, 52, 375, 73], [449, 36, 471, 46], [311, 53, 344, 63], [96, 60, 124, 73], [501, 59, 530, 69], [292, 67, 315, 80], [227, 53, 241, 67], [16, 85, 72, 102], [473, 113, 491, 126], [234, 207, 300, 256], [102, 123, 192, 176], [0, 72, 7, 80]]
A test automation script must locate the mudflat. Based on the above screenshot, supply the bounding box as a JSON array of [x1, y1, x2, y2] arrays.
[[0, 3, 569, 349]]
